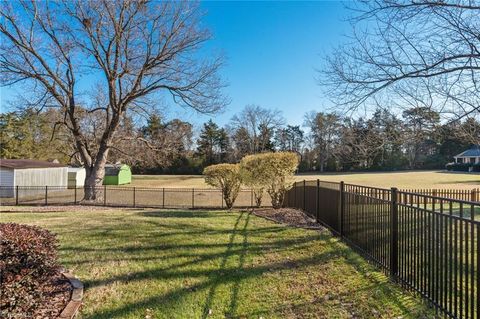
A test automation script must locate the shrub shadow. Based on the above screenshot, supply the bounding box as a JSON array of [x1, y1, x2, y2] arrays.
[[139, 210, 221, 218]]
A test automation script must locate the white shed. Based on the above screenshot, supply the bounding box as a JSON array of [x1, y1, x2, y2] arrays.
[[68, 167, 86, 188], [0, 159, 68, 198]]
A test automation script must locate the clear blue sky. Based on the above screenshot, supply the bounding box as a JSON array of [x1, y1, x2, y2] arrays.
[[185, 0, 350, 127], [0, 1, 350, 128]]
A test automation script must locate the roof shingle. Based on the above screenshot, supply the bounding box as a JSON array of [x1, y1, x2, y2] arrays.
[[0, 159, 67, 169], [455, 146, 480, 158]]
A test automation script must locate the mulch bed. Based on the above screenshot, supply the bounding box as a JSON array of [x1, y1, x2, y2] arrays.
[[252, 208, 324, 230], [1, 272, 73, 319], [35, 272, 73, 319]]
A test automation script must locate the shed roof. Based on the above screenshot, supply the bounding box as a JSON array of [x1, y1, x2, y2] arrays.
[[455, 146, 480, 158], [0, 159, 67, 169]]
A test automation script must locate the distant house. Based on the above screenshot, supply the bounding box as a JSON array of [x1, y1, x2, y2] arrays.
[[447, 146, 480, 172], [454, 145, 480, 164], [68, 167, 86, 188], [0, 159, 68, 197], [103, 164, 132, 185]]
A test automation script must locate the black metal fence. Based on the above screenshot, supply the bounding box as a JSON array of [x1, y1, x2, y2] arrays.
[[0, 186, 260, 209], [401, 188, 480, 204], [284, 180, 480, 319]]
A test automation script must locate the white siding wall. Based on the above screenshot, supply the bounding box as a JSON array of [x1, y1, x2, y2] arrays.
[[76, 169, 86, 187], [0, 168, 15, 197], [68, 168, 86, 188], [15, 167, 68, 187]]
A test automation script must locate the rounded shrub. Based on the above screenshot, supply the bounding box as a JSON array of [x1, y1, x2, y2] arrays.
[[240, 154, 266, 207], [0, 223, 60, 317], [241, 152, 299, 209], [203, 163, 242, 209]]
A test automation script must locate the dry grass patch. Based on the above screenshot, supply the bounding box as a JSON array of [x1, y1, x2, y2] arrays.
[[130, 170, 480, 190], [295, 170, 480, 189]]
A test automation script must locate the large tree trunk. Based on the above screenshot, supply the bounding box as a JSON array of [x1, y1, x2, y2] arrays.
[[83, 146, 110, 201], [83, 166, 105, 201]]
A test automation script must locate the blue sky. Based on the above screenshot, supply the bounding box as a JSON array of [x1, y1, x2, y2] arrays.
[[188, 0, 350, 127], [0, 1, 350, 128]]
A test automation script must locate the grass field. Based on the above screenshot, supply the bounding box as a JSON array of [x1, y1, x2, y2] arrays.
[[0, 208, 433, 318], [131, 170, 480, 190]]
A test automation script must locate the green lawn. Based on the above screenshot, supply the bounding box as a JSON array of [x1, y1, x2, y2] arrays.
[[0, 209, 433, 318]]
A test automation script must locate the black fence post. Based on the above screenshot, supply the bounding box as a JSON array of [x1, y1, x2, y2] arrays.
[[390, 187, 399, 279], [192, 188, 194, 209], [15, 186, 19, 205], [74, 187, 77, 205], [104, 185, 107, 206], [251, 189, 254, 208], [294, 182, 297, 208], [162, 188, 165, 208], [477, 224, 480, 317], [339, 181, 345, 237], [303, 179, 306, 211], [45, 186, 48, 206], [133, 187, 136, 208], [316, 179, 320, 223]]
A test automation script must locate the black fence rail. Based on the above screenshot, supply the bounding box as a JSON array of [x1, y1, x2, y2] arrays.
[[284, 180, 480, 319], [400, 188, 480, 204], [0, 186, 261, 209]]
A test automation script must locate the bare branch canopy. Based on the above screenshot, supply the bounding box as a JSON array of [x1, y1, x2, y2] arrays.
[[0, 0, 228, 199], [320, 0, 480, 119]]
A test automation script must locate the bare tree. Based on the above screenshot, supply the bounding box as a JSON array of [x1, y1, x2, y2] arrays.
[[0, 0, 227, 200], [453, 116, 480, 146], [107, 114, 194, 170], [321, 1, 480, 119], [274, 125, 304, 153], [402, 106, 440, 168], [304, 111, 342, 172], [229, 105, 285, 156]]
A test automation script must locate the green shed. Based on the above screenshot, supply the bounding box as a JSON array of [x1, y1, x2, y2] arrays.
[[103, 164, 132, 185]]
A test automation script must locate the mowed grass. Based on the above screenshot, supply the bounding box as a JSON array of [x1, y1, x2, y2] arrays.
[[132, 170, 480, 190], [132, 175, 210, 188], [296, 170, 480, 189], [0, 208, 433, 318]]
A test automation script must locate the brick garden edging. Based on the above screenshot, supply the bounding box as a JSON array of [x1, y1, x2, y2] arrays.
[[58, 271, 83, 319]]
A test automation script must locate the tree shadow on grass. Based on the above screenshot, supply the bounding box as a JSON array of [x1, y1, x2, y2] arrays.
[[76, 212, 427, 318], [140, 210, 222, 218], [227, 211, 250, 317], [201, 211, 246, 318], [81, 212, 344, 318], [329, 238, 430, 316], [86, 247, 345, 318]]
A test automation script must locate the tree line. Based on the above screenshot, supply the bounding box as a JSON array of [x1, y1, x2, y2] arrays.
[[2, 104, 478, 174]]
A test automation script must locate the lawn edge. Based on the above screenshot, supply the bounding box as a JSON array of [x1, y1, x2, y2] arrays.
[[58, 271, 83, 319]]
